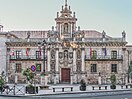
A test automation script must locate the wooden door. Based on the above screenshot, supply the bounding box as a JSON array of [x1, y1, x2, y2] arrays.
[[61, 68, 70, 83]]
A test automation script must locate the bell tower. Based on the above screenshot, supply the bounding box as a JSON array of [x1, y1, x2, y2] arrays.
[[55, 0, 77, 39]]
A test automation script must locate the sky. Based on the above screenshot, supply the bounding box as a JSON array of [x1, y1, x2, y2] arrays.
[[0, 0, 132, 44]]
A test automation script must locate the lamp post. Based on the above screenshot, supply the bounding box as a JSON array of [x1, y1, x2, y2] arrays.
[[38, 39, 48, 86], [98, 72, 101, 85]]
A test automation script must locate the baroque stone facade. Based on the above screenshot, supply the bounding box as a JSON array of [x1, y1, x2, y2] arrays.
[[4, 0, 130, 84]]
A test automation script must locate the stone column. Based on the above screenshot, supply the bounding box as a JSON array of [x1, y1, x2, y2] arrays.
[[55, 48, 59, 84], [122, 48, 128, 84], [6, 48, 10, 83], [55, 48, 59, 72], [47, 48, 50, 72], [15, 73, 18, 84], [73, 48, 76, 72], [71, 23, 72, 38], [81, 48, 85, 72]]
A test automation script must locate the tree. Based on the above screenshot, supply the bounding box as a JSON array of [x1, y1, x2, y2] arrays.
[[23, 68, 38, 94], [23, 68, 34, 85], [110, 74, 116, 89]]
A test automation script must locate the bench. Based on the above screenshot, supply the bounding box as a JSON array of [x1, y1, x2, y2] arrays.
[[53, 87, 73, 92], [121, 85, 128, 89], [92, 85, 107, 90]]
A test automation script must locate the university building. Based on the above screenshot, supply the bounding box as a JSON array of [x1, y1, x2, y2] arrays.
[[3, 0, 131, 84]]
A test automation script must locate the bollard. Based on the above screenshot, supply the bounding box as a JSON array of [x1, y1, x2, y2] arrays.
[[99, 86, 101, 90], [121, 85, 123, 89], [126, 85, 128, 89], [53, 88, 55, 92], [92, 86, 94, 90], [71, 87, 73, 91], [105, 86, 107, 90]]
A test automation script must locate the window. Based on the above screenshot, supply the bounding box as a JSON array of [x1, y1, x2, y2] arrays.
[[91, 64, 97, 73], [111, 64, 117, 73], [111, 51, 117, 59], [16, 63, 21, 73], [16, 51, 22, 59], [36, 51, 41, 59], [91, 50, 97, 59], [36, 64, 41, 72]]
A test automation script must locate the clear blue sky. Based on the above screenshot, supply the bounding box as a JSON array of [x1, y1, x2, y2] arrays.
[[0, 0, 132, 44]]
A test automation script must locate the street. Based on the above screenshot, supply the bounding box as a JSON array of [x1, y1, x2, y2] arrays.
[[0, 93, 131, 99]]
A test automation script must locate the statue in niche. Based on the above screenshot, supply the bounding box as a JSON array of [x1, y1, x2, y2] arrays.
[[77, 50, 81, 59], [64, 23, 68, 33], [76, 61, 81, 72], [50, 61, 55, 72], [64, 50, 68, 59], [51, 50, 55, 59]]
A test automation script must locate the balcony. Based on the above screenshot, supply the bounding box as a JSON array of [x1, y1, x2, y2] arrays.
[[85, 55, 123, 61], [10, 55, 47, 61]]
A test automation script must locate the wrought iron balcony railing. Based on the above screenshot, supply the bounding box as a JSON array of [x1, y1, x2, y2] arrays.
[[10, 55, 47, 60], [85, 55, 123, 61]]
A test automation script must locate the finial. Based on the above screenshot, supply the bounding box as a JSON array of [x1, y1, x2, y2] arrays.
[[62, 6, 64, 10], [102, 30, 106, 38], [73, 12, 76, 17], [78, 26, 80, 31], [69, 6, 70, 10], [57, 12, 59, 18], [65, 0, 68, 6], [52, 26, 54, 31]]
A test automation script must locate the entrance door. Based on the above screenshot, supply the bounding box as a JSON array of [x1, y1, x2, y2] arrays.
[[61, 68, 70, 83]]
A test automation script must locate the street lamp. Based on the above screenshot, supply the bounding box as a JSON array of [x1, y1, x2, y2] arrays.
[[98, 72, 101, 85], [38, 39, 48, 86]]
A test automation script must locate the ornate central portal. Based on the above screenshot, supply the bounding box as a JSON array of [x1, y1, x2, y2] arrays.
[[61, 68, 70, 83]]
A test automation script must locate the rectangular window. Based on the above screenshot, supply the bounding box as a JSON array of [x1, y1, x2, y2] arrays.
[[111, 51, 117, 59], [36, 64, 41, 72], [91, 64, 97, 73], [16, 63, 21, 73], [16, 51, 21, 59], [36, 51, 41, 59], [111, 64, 117, 73]]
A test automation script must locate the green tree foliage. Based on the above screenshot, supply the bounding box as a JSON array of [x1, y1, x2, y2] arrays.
[[110, 74, 116, 85], [0, 76, 4, 87], [23, 68, 34, 84]]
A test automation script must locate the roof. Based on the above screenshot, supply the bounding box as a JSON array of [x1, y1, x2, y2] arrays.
[[83, 30, 111, 38]]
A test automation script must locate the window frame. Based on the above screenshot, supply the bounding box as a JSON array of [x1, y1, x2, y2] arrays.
[[111, 51, 117, 59], [111, 64, 117, 73], [91, 64, 97, 73], [16, 63, 21, 73]]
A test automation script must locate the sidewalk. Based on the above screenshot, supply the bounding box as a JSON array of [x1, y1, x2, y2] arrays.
[[29, 84, 132, 96]]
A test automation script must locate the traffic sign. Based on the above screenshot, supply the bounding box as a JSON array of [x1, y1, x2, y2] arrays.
[[31, 65, 36, 72]]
